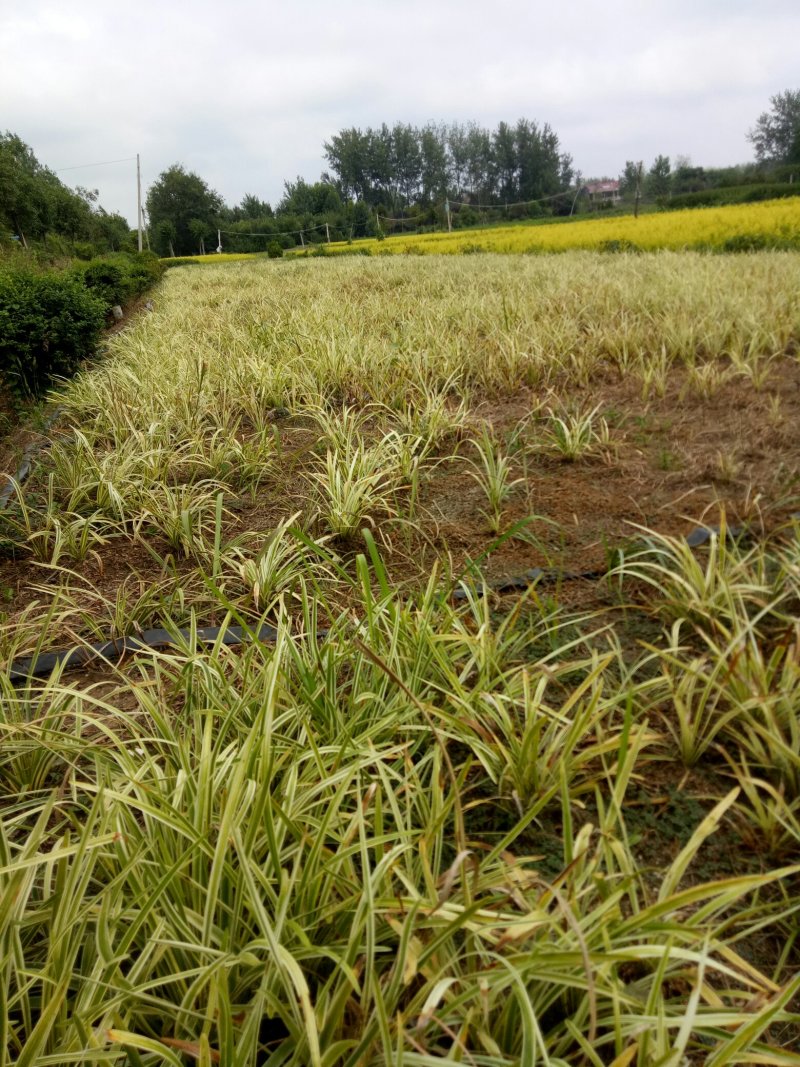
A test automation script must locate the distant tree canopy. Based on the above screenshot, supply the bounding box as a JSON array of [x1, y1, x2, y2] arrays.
[[145, 165, 224, 256], [12, 100, 794, 264], [646, 155, 671, 198], [618, 160, 643, 197], [748, 90, 800, 164], [0, 132, 130, 251], [229, 194, 272, 221], [278, 178, 342, 217], [322, 119, 574, 210], [613, 155, 670, 202], [144, 119, 577, 256]]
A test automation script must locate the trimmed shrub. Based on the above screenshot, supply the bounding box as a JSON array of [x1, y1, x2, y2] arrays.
[[79, 260, 130, 311], [598, 239, 642, 254], [162, 257, 202, 269], [125, 251, 165, 293], [266, 240, 283, 259], [666, 185, 799, 211], [0, 269, 106, 399], [75, 253, 165, 312]]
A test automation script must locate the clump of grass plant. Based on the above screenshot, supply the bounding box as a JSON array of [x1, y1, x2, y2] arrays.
[[309, 429, 407, 539], [232, 513, 333, 611], [467, 425, 524, 533], [3, 475, 114, 566], [136, 480, 227, 560], [2, 560, 800, 1064], [540, 403, 611, 462], [612, 522, 774, 638]]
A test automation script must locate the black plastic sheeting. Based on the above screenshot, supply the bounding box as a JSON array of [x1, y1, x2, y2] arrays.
[[451, 523, 745, 602], [5, 524, 751, 684], [7, 623, 282, 684]]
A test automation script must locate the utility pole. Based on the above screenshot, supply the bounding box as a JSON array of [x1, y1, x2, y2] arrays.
[[445, 198, 452, 232], [136, 154, 143, 252], [325, 222, 331, 244], [299, 230, 305, 248]]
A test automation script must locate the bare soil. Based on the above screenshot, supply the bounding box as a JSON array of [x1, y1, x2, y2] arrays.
[[2, 357, 799, 652]]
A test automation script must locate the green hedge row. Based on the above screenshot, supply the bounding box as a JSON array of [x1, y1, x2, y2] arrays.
[[161, 257, 203, 270], [664, 184, 799, 211], [0, 252, 163, 400], [75, 252, 164, 310]]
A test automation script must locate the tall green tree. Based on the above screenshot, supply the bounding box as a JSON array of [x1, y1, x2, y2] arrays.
[[419, 124, 448, 204], [0, 132, 98, 245], [646, 154, 671, 198], [391, 123, 422, 206], [237, 194, 272, 220], [278, 178, 342, 217], [323, 129, 370, 201], [619, 160, 643, 197], [748, 90, 800, 163], [516, 120, 565, 204], [446, 123, 470, 198], [493, 122, 517, 202], [464, 123, 494, 201], [367, 125, 394, 205], [145, 165, 223, 256]]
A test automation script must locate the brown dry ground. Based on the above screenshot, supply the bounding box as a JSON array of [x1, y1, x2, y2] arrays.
[[2, 356, 798, 637]]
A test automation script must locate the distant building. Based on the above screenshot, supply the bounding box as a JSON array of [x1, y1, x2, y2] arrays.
[[583, 180, 622, 207]]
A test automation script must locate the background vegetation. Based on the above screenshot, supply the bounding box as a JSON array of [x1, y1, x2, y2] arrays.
[[0, 251, 163, 404], [0, 132, 133, 259]]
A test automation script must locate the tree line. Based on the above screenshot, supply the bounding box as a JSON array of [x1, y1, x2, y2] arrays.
[[0, 132, 132, 256], [3, 91, 798, 260], [146, 117, 577, 258], [322, 119, 574, 209]]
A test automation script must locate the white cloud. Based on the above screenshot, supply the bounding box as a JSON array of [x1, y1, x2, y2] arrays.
[[2, 0, 798, 221]]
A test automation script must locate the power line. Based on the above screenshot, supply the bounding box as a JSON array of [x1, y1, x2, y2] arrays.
[[450, 190, 572, 210], [376, 213, 420, 223], [219, 222, 329, 239], [54, 156, 137, 173]]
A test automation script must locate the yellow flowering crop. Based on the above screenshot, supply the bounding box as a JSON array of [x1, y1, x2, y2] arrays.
[[159, 252, 257, 263], [160, 197, 800, 264], [336, 197, 800, 255]]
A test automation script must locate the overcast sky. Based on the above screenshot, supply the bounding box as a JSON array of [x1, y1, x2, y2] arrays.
[[2, 0, 798, 224]]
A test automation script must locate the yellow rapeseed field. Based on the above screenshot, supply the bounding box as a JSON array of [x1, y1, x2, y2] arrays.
[[163, 197, 800, 263], [349, 196, 800, 254], [160, 251, 256, 263]]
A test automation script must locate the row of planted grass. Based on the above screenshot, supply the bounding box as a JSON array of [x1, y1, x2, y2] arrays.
[[69, 251, 800, 421], [1, 253, 800, 1062], [3, 531, 800, 1065]]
